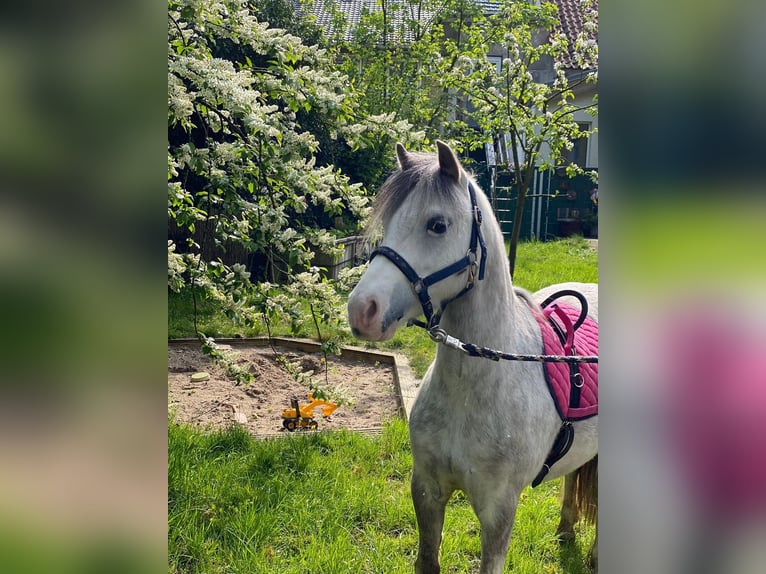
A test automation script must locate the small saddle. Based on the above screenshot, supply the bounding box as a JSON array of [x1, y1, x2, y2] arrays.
[[531, 291, 598, 487]]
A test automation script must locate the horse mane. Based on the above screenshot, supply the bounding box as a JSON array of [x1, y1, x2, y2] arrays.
[[514, 287, 546, 320], [366, 152, 466, 237]]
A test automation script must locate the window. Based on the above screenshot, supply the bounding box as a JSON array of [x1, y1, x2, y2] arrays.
[[562, 122, 590, 168], [487, 55, 502, 75], [492, 132, 526, 167]]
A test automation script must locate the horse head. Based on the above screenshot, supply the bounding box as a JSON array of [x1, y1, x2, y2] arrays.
[[348, 141, 486, 341]]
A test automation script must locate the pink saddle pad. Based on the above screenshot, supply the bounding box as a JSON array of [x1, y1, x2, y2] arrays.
[[534, 302, 598, 421]]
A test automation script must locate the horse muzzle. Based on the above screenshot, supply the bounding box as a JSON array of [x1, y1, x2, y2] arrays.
[[347, 272, 418, 342], [347, 290, 403, 341]]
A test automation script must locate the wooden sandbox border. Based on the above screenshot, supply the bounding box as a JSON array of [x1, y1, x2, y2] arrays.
[[168, 337, 407, 422]]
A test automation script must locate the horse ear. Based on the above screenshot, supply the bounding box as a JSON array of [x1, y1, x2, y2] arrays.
[[396, 143, 414, 171], [436, 140, 461, 181]]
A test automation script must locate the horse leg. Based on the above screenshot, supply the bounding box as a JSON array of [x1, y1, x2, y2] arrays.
[[556, 472, 579, 542], [478, 513, 516, 574], [581, 456, 598, 571], [411, 470, 450, 574], [557, 457, 598, 569], [588, 478, 598, 572], [590, 520, 598, 573], [471, 487, 519, 574]]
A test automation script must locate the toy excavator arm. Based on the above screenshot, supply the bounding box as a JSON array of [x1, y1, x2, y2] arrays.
[[306, 394, 339, 418]]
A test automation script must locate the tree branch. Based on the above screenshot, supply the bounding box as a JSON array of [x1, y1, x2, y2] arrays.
[[544, 71, 596, 105]]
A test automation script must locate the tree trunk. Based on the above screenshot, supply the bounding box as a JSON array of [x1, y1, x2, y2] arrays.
[[507, 181, 528, 277], [507, 156, 538, 277]]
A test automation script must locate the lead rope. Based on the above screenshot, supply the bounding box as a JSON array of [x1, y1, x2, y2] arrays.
[[422, 325, 599, 363]]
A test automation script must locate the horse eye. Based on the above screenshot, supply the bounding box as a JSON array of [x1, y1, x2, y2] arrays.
[[426, 217, 448, 235]]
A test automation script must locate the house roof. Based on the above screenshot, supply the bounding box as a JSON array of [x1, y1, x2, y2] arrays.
[[551, 0, 598, 70], [472, 0, 502, 14], [308, 0, 439, 43], [308, 0, 596, 69], [307, 0, 503, 43]]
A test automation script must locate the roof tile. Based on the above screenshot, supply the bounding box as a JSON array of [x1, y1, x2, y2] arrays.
[[550, 0, 598, 69]]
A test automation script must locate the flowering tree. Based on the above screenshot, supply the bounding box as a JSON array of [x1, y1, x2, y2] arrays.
[[443, 0, 598, 275], [337, 0, 484, 146], [314, 0, 598, 275], [168, 0, 418, 334]]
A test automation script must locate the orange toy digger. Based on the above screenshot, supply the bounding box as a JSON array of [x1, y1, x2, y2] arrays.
[[281, 393, 339, 431]]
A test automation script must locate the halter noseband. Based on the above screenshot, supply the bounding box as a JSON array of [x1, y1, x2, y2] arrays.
[[369, 181, 488, 329]]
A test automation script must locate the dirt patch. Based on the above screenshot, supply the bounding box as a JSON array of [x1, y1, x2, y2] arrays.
[[168, 342, 400, 437]]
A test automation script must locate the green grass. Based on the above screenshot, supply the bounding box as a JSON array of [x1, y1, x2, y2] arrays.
[[169, 419, 595, 573], [168, 290, 269, 340], [512, 236, 598, 292]]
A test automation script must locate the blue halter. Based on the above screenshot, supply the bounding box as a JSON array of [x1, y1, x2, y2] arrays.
[[369, 181, 488, 330]]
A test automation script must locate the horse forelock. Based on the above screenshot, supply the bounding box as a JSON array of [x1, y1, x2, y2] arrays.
[[368, 153, 465, 234]]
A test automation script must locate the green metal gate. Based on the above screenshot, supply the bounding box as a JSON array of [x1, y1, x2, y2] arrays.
[[474, 165, 598, 241]]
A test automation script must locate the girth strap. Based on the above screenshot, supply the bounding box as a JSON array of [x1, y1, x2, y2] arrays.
[[531, 422, 575, 487]]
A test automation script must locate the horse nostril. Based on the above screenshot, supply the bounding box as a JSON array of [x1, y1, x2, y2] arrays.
[[365, 299, 378, 324]]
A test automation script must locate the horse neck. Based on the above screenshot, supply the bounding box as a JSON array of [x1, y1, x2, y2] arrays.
[[439, 250, 521, 350], [436, 190, 540, 372]]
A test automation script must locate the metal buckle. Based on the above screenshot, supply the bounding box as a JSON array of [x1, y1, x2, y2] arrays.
[[428, 326, 447, 343], [466, 260, 477, 288], [573, 372, 584, 388], [473, 205, 483, 226]]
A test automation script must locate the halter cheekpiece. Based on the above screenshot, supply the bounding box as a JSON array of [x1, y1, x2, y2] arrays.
[[370, 180, 488, 330]]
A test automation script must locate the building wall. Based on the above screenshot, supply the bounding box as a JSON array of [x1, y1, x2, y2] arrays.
[[572, 83, 598, 169], [534, 81, 598, 170]]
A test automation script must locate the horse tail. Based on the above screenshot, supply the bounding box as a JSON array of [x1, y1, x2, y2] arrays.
[[573, 455, 598, 525]]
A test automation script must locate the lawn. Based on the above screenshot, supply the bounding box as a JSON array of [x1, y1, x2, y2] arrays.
[[169, 420, 595, 574], [168, 236, 598, 573], [513, 236, 598, 292]]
